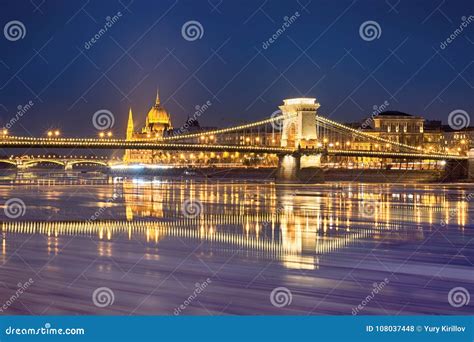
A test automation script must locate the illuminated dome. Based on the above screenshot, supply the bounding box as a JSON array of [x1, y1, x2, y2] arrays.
[[145, 90, 172, 131]]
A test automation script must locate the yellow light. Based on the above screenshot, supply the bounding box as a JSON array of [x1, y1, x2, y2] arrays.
[[47, 131, 53, 137], [245, 137, 250, 142], [346, 141, 351, 146], [99, 132, 105, 138], [54, 130, 60, 136], [323, 138, 328, 143], [2, 129, 7, 135], [107, 132, 113, 137]]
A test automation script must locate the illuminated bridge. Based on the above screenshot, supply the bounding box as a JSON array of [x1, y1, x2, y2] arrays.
[[0, 98, 471, 180], [0, 155, 120, 170]]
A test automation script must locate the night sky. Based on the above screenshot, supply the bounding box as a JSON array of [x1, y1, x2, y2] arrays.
[[0, 0, 473, 138]]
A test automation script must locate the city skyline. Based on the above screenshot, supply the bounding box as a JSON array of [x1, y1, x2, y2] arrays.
[[0, 1, 473, 333], [0, 0, 472, 138]]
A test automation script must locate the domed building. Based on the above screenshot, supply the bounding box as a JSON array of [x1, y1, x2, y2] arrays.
[[124, 90, 173, 163], [142, 90, 172, 134]]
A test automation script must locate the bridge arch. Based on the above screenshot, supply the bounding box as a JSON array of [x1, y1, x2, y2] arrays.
[[22, 159, 65, 167], [67, 160, 109, 168], [0, 160, 17, 167]]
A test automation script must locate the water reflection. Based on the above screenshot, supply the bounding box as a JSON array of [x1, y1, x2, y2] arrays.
[[1, 174, 471, 271]]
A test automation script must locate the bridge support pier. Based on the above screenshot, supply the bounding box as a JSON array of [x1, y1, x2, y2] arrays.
[[276, 153, 324, 183], [468, 149, 474, 181]]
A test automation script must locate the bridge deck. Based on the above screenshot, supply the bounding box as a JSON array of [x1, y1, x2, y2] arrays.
[[0, 137, 465, 160]]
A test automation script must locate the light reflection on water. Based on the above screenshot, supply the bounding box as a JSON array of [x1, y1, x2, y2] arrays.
[[0, 171, 472, 315]]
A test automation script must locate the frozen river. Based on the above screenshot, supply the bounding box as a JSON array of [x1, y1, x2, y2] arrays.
[[0, 171, 472, 315]]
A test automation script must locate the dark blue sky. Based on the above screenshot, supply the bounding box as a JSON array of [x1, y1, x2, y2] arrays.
[[0, 0, 473, 138]]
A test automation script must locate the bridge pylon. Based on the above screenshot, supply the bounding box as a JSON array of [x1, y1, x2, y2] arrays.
[[279, 98, 320, 149]]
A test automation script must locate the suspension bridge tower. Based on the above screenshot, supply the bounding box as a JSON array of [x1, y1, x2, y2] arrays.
[[279, 98, 320, 149], [277, 98, 324, 182]]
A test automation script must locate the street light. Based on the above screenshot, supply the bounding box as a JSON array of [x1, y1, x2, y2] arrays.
[[54, 130, 60, 137], [99, 132, 105, 138], [47, 131, 53, 137]]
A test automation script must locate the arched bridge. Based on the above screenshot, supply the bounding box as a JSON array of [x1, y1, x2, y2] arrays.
[[0, 156, 113, 170]]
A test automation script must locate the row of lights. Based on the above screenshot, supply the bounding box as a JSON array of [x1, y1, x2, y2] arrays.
[[99, 131, 113, 138], [47, 130, 60, 137]]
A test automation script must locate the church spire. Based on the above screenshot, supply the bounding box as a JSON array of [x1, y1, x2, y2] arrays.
[[155, 87, 160, 106], [126, 107, 134, 140]]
